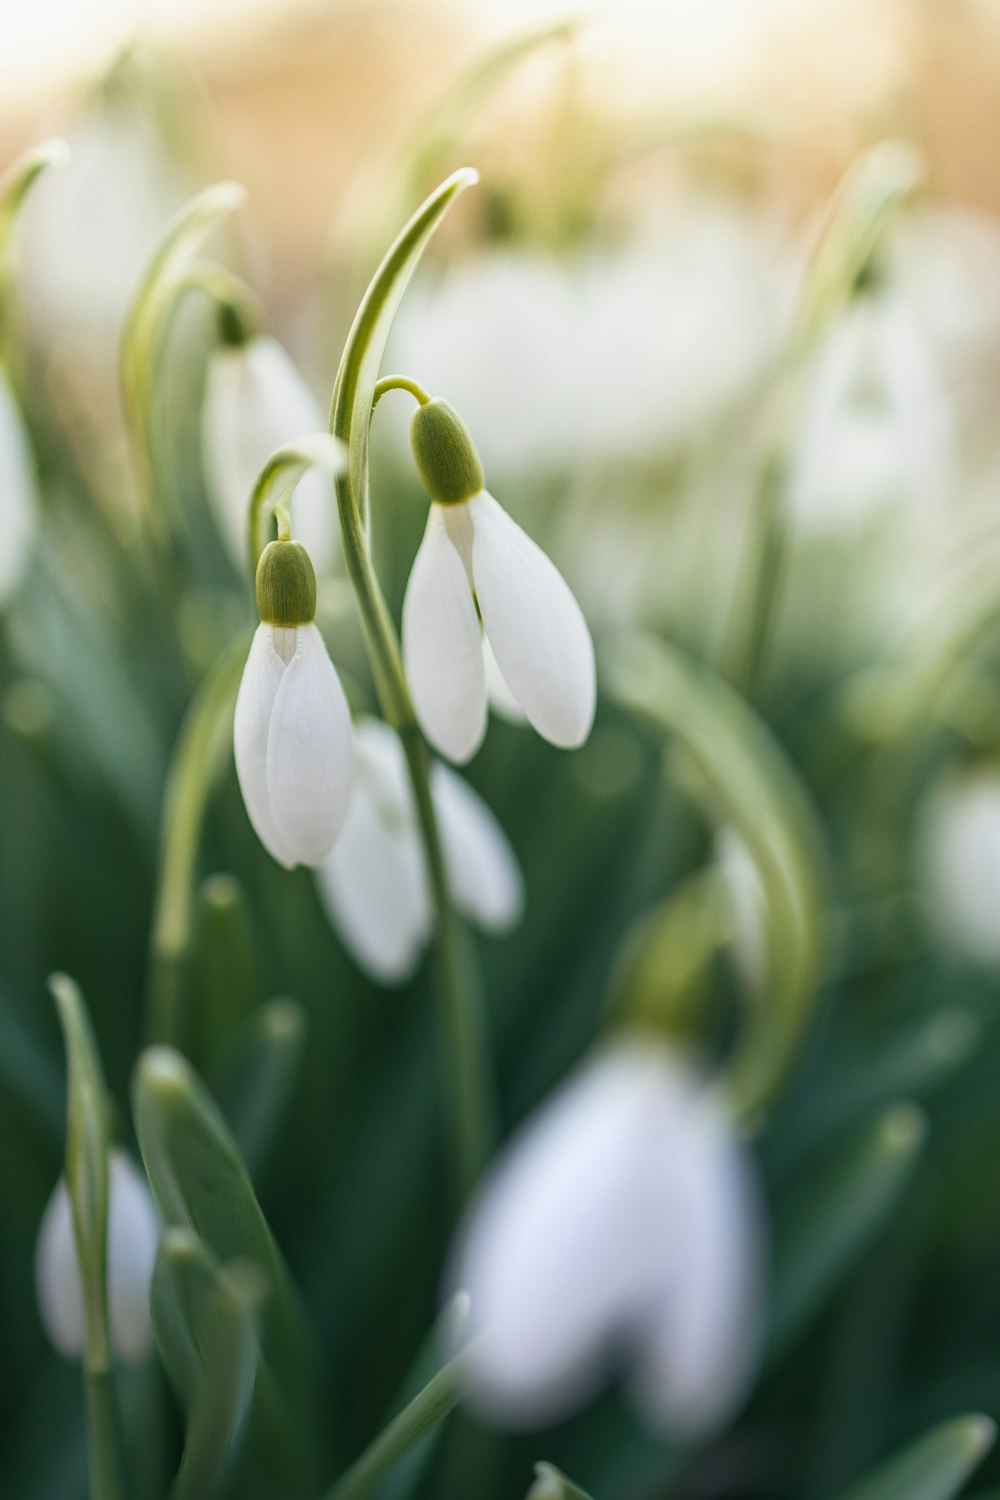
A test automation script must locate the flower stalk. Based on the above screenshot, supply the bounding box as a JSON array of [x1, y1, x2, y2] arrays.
[[328, 168, 494, 1199]]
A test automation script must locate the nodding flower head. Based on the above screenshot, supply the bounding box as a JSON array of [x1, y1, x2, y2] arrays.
[[234, 538, 353, 869], [402, 397, 596, 765], [447, 1040, 764, 1438]]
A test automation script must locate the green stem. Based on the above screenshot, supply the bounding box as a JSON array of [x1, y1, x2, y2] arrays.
[[85, 1367, 128, 1500], [372, 374, 431, 409], [333, 406, 494, 1198], [147, 633, 249, 1046], [320, 1349, 467, 1500]]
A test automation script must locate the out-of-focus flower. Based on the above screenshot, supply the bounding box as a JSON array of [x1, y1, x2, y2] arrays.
[[19, 104, 179, 373], [202, 334, 338, 575], [234, 540, 352, 869], [789, 291, 955, 535], [917, 769, 1000, 965], [387, 206, 784, 477], [316, 717, 523, 982], [0, 366, 38, 605], [35, 1149, 159, 1363], [402, 398, 595, 763], [449, 1040, 764, 1437]]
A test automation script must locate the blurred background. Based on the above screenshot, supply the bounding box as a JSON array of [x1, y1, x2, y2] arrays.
[[5, 1, 1000, 1498]]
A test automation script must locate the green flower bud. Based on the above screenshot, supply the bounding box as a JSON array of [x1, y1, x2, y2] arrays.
[[255, 539, 317, 626], [410, 397, 484, 505]]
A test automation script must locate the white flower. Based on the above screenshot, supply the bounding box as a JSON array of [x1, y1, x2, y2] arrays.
[[0, 366, 38, 605], [35, 1149, 159, 1363], [789, 292, 955, 536], [202, 335, 338, 574], [316, 717, 523, 983], [449, 1041, 764, 1438], [234, 621, 353, 869], [403, 490, 595, 763], [917, 769, 1000, 965]]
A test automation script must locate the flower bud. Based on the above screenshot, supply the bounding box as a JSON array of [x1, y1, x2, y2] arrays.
[[255, 539, 317, 627], [410, 397, 484, 505]]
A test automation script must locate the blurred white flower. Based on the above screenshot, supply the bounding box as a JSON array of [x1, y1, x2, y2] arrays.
[[316, 717, 523, 983], [0, 366, 38, 605], [234, 622, 353, 869], [918, 769, 1000, 965], [449, 1041, 764, 1437], [19, 105, 179, 371], [35, 1149, 159, 1363], [202, 335, 338, 575], [403, 492, 595, 763], [388, 209, 784, 476], [789, 292, 955, 535]]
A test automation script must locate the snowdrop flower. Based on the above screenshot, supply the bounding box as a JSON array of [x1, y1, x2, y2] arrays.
[[203, 333, 338, 574], [316, 717, 523, 982], [449, 1040, 764, 1437], [789, 290, 955, 536], [402, 396, 596, 763], [35, 1149, 159, 1363], [234, 538, 352, 868], [917, 769, 1000, 965], [0, 366, 39, 605]]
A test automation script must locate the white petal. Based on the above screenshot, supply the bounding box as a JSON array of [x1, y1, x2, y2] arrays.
[[468, 493, 595, 749], [202, 336, 337, 573], [106, 1153, 160, 1362], [0, 368, 38, 604], [402, 504, 486, 764], [234, 625, 294, 868], [483, 636, 527, 725], [35, 1173, 84, 1357], [629, 1078, 764, 1437], [266, 624, 353, 867], [431, 762, 523, 932], [450, 1045, 671, 1429], [35, 1151, 159, 1364]]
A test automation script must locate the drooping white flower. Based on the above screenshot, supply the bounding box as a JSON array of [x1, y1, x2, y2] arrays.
[[316, 716, 523, 983], [0, 366, 39, 605], [789, 291, 955, 536], [35, 1149, 159, 1363], [202, 335, 338, 575], [917, 769, 1000, 965], [449, 1041, 764, 1438], [234, 540, 353, 869], [402, 398, 596, 764]]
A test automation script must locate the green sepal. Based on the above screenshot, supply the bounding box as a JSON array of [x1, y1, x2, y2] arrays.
[[410, 398, 484, 505], [831, 1414, 994, 1500], [255, 539, 317, 626], [50, 972, 112, 1373]]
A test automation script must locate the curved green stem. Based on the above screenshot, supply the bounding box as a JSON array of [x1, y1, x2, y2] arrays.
[[246, 435, 346, 578], [147, 633, 250, 1046], [372, 374, 431, 409], [328, 170, 493, 1198]]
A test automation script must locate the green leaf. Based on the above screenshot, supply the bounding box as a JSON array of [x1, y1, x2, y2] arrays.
[[50, 972, 112, 1372], [330, 167, 477, 536], [0, 138, 69, 261], [210, 998, 308, 1175], [832, 1415, 994, 1500], [133, 1046, 328, 1491], [606, 632, 826, 1116], [194, 873, 260, 1061], [151, 1228, 262, 1500], [770, 1101, 926, 1357]]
